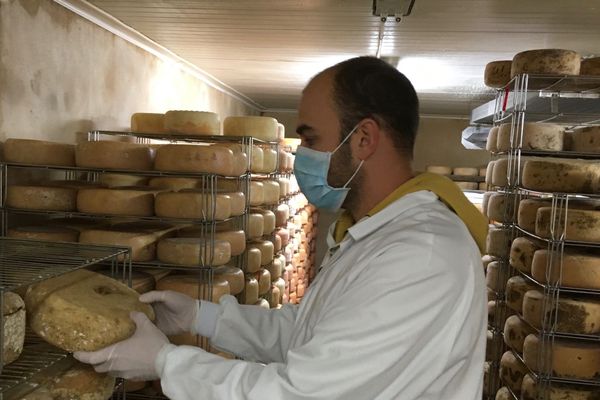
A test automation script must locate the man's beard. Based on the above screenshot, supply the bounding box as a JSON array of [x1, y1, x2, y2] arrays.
[[327, 143, 363, 211]]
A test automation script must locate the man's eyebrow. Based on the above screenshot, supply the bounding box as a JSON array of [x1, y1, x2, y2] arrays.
[[296, 124, 314, 136]]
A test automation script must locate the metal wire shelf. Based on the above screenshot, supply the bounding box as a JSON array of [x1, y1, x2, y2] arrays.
[[491, 149, 600, 160], [90, 130, 279, 145], [514, 225, 600, 250], [504, 74, 600, 94]]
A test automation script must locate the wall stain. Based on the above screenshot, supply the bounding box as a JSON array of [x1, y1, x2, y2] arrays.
[[17, 0, 40, 18], [30, 69, 42, 96]]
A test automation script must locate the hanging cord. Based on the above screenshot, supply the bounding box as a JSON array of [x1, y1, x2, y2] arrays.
[[375, 16, 386, 58]]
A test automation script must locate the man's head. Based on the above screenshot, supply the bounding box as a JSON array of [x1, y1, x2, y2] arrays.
[[296, 56, 419, 216]]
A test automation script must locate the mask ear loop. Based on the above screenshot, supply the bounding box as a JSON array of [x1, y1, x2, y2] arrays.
[[332, 124, 360, 154], [342, 160, 364, 189]]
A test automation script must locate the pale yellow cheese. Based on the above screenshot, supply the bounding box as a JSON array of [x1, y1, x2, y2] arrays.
[[426, 165, 452, 175], [218, 143, 249, 176], [509, 237, 540, 274], [2, 292, 25, 366], [244, 247, 262, 273], [77, 187, 155, 216], [455, 182, 478, 190], [76, 141, 155, 170], [523, 334, 600, 379], [214, 229, 246, 256], [155, 190, 231, 220], [504, 315, 535, 353], [79, 227, 159, 262], [268, 285, 281, 308], [154, 144, 235, 176], [523, 289, 600, 334], [267, 255, 284, 281], [261, 180, 280, 205], [511, 49, 581, 78], [249, 145, 264, 173], [536, 207, 600, 242], [8, 225, 79, 242], [486, 127, 499, 153], [251, 208, 275, 235], [506, 275, 537, 313], [522, 158, 600, 193], [278, 177, 291, 198], [164, 110, 220, 136], [214, 266, 244, 295], [254, 298, 271, 309], [499, 350, 528, 394], [256, 147, 277, 173], [48, 362, 116, 400], [453, 167, 479, 176], [517, 198, 550, 232], [497, 122, 564, 152], [257, 269, 271, 295], [157, 238, 231, 266], [6, 185, 77, 211], [222, 191, 245, 216], [486, 261, 503, 292], [484, 60, 512, 89], [157, 274, 230, 303], [239, 276, 259, 305], [223, 116, 278, 142], [131, 113, 165, 134], [485, 161, 496, 186], [275, 204, 290, 227], [4, 138, 75, 166], [248, 240, 275, 266], [492, 158, 509, 187], [532, 249, 600, 290], [569, 126, 600, 153], [249, 181, 265, 206], [99, 173, 148, 188]]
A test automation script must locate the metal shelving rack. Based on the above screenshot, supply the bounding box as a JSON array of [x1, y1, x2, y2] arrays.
[[484, 73, 600, 400], [0, 238, 130, 400]]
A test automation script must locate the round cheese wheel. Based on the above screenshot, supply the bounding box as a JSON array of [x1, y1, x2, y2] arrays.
[[581, 57, 600, 76], [570, 126, 600, 153], [251, 208, 275, 235], [154, 144, 235, 176], [522, 158, 600, 194], [239, 276, 259, 305], [509, 237, 540, 274], [485, 161, 496, 186], [484, 60, 512, 89], [99, 173, 148, 188], [521, 373, 600, 400], [504, 315, 535, 354], [254, 298, 270, 309], [511, 49, 581, 78], [506, 275, 537, 313], [131, 112, 165, 134], [2, 292, 25, 366], [486, 127, 499, 152], [155, 191, 231, 220], [76, 141, 154, 170], [79, 227, 159, 262], [221, 191, 245, 216], [497, 122, 564, 152], [257, 269, 271, 295], [213, 229, 246, 256], [523, 289, 600, 334], [491, 158, 509, 187], [267, 256, 283, 281], [532, 249, 600, 290], [273, 234, 282, 253], [485, 261, 502, 292], [248, 240, 275, 266], [278, 177, 290, 198], [77, 188, 154, 216], [495, 387, 511, 400], [157, 274, 230, 303], [275, 204, 290, 227], [247, 212, 265, 239], [249, 181, 264, 206], [523, 334, 600, 379], [482, 255, 497, 272], [148, 177, 200, 191], [249, 145, 264, 173], [218, 144, 249, 176], [213, 266, 244, 295], [500, 350, 528, 395], [268, 285, 281, 308], [223, 116, 278, 142], [259, 180, 280, 205], [256, 147, 277, 174], [243, 247, 262, 273], [8, 225, 79, 242], [4, 138, 75, 166], [536, 207, 600, 242], [486, 226, 512, 258], [276, 228, 290, 246], [426, 165, 452, 175], [517, 198, 549, 233], [26, 269, 155, 352], [157, 238, 231, 266], [453, 167, 479, 176], [47, 362, 116, 400], [164, 111, 220, 136], [486, 192, 516, 223], [6, 185, 77, 211]]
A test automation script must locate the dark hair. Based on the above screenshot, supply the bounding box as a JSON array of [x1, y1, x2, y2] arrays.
[[327, 56, 419, 159]]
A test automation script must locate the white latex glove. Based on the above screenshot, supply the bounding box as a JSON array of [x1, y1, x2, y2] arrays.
[[73, 311, 172, 381], [139, 290, 200, 335]]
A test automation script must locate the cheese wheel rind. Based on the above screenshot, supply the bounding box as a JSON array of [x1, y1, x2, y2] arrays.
[[6, 185, 77, 211], [76, 141, 154, 170], [154, 144, 235, 176], [163, 111, 220, 136], [484, 60, 512, 89], [4, 139, 75, 166], [511, 49, 581, 78]]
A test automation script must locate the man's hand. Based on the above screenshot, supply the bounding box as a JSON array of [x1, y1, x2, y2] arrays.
[[139, 290, 199, 335], [74, 312, 171, 381]]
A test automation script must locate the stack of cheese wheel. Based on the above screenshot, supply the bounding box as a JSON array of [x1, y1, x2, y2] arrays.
[[163, 111, 220, 136], [453, 166, 479, 191]]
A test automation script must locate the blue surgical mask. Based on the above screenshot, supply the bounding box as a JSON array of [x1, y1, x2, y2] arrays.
[[293, 125, 364, 212]]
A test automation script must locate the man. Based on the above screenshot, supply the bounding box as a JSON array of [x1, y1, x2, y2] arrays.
[[75, 56, 488, 399]]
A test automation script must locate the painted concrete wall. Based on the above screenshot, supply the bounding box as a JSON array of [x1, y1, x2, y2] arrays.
[[0, 0, 258, 145]]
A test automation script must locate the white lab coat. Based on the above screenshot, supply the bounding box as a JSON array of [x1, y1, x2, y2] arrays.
[[157, 191, 487, 400]]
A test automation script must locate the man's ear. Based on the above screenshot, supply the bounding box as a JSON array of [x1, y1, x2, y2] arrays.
[[353, 118, 380, 161]]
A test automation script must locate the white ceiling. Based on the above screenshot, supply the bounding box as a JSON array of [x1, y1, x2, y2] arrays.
[[86, 0, 600, 117]]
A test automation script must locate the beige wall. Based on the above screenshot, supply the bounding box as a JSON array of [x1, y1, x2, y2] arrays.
[[0, 0, 258, 144]]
